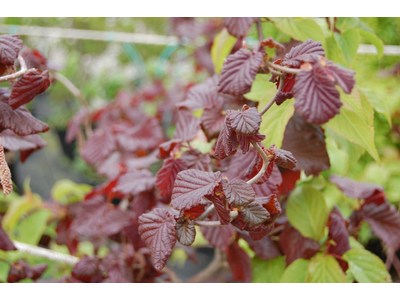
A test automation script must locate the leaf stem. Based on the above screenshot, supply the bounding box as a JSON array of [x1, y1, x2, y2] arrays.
[[0, 55, 35, 83], [246, 141, 269, 185], [266, 61, 301, 75], [260, 74, 286, 116], [193, 220, 221, 227], [196, 203, 216, 220], [186, 248, 223, 283]]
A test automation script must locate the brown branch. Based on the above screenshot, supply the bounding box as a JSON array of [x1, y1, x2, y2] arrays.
[[246, 141, 269, 185], [0, 55, 36, 83], [256, 18, 263, 43], [162, 266, 182, 283], [196, 203, 216, 221], [194, 211, 238, 227], [186, 248, 223, 283], [260, 74, 286, 115], [266, 61, 301, 75]]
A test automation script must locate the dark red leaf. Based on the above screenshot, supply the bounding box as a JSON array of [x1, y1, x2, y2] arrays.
[[223, 178, 255, 207], [171, 169, 222, 210], [29, 263, 48, 281], [226, 241, 252, 282], [330, 174, 383, 200], [256, 194, 282, 225], [113, 169, 156, 197], [21, 48, 48, 71], [66, 107, 90, 144], [138, 208, 177, 270], [0, 221, 16, 251], [282, 39, 325, 68], [177, 75, 225, 111], [7, 261, 47, 283], [293, 62, 342, 125], [278, 169, 301, 196], [201, 213, 236, 252], [252, 166, 282, 197], [229, 105, 261, 135], [247, 224, 273, 241], [181, 149, 211, 171], [213, 115, 237, 160], [71, 199, 130, 238], [282, 112, 330, 176], [0, 34, 23, 66], [201, 107, 226, 140], [176, 220, 196, 246], [240, 233, 281, 260], [156, 157, 187, 197], [0, 88, 49, 136], [224, 17, 258, 39], [225, 149, 257, 181], [1, 129, 46, 162], [360, 201, 400, 250], [182, 205, 206, 220], [325, 61, 356, 94], [158, 138, 183, 159], [278, 224, 320, 265], [173, 109, 201, 142], [205, 189, 231, 225], [80, 128, 116, 166], [240, 201, 270, 227], [71, 256, 103, 283], [218, 48, 265, 97], [274, 149, 297, 169], [328, 206, 350, 256], [260, 37, 285, 50], [9, 69, 50, 109], [236, 132, 265, 154], [116, 117, 164, 152]]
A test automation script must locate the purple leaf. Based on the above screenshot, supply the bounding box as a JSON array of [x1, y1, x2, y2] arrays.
[[213, 115, 237, 160], [158, 138, 183, 159], [226, 241, 252, 283], [177, 75, 225, 111], [201, 213, 236, 252], [138, 208, 177, 270], [223, 178, 255, 207], [0, 34, 23, 66], [201, 107, 226, 140], [224, 17, 258, 39], [171, 169, 222, 210], [282, 39, 325, 68], [240, 233, 281, 260], [229, 105, 261, 136], [173, 109, 201, 142], [278, 224, 320, 265], [330, 174, 383, 200], [240, 201, 270, 227], [9, 69, 50, 109], [0, 88, 49, 136], [218, 48, 264, 97], [181, 149, 211, 171], [113, 169, 156, 197], [80, 128, 116, 166], [274, 149, 297, 169], [0, 221, 16, 251], [282, 112, 330, 176], [71, 256, 103, 283], [176, 220, 196, 246], [328, 206, 350, 256], [156, 157, 187, 197]]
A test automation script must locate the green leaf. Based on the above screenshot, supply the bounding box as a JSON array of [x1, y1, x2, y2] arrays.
[[15, 210, 52, 245], [358, 29, 384, 59], [341, 87, 374, 126], [334, 29, 359, 67], [349, 236, 365, 250], [251, 256, 286, 283], [51, 179, 92, 205], [360, 88, 392, 127], [326, 36, 346, 65], [244, 74, 275, 102], [326, 107, 380, 164], [280, 258, 310, 283], [286, 185, 329, 240], [260, 99, 295, 149], [211, 28, 237, 74], [336, 17, 360, 31], [269, 18, 326, 47], [306, 253, 347, 283], [0, 260, 10, 283], [343, 248, 392, 283]]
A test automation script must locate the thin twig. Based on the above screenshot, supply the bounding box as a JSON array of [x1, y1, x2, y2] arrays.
[[246, 141, 269, 185], [0, 55, 35, 83], [260, 74, 286, 115], [270, 69, 283, 77], [13, 240, 79, 266], [162, 266, 182, 283], [256, 18, 263, 43], [266, 61, 301, 75], [186, 248, 223, 283], [267, 225, 284, 236], [196, 204, 216, 221], [193, 220, 221, 227]]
